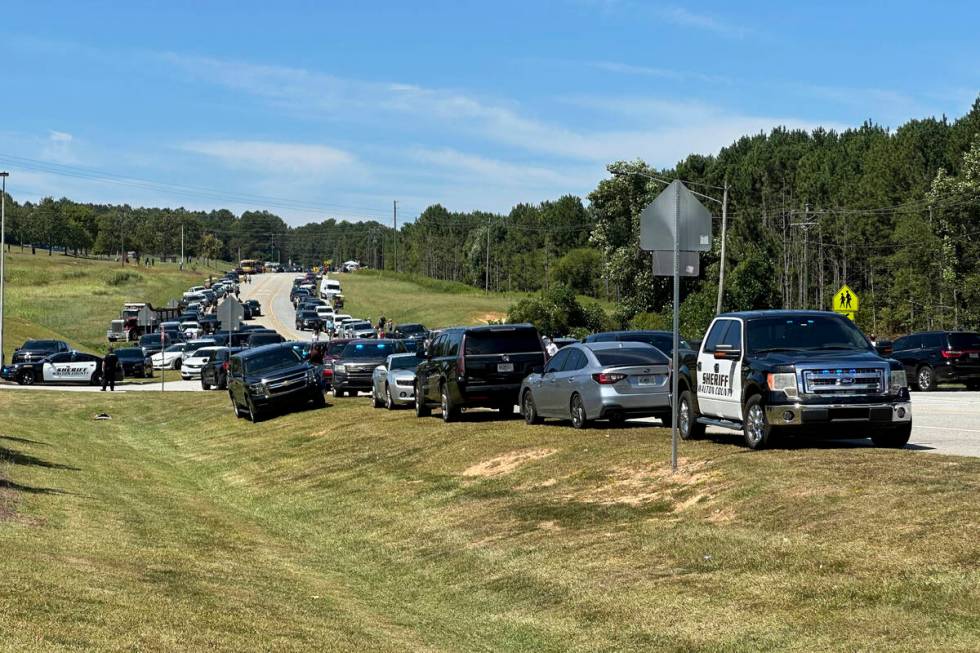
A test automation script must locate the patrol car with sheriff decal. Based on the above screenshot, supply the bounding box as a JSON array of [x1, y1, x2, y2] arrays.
[[1, 350, 115, 386], [677, 310, 912, 450]]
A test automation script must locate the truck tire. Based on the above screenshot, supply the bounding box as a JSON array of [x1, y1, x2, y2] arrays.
[[916, 366, 936, 392], [415, 381, 431, 417], [742, 394, 772, 450], [18, 369, 35, 385], [440, 383, 459, 422], [871, 422, 912, 448], [678, 390, 705, 440]]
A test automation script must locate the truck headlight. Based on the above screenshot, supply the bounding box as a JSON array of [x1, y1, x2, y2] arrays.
[[767, 372, 798, 398], [248, 382, 266, 395], [890, 370, 908, 391], [334, 364, 346, 373]]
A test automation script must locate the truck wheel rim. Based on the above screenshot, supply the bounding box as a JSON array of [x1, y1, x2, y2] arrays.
[[679, 398, 690, 435], [747, 405, 765, 445], [919, 369, 930, 388]]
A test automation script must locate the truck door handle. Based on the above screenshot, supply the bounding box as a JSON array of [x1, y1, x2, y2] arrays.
[[697, 362, 702, 371]]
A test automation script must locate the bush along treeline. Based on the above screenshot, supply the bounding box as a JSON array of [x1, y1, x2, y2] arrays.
[[3, 98, 979, 338]]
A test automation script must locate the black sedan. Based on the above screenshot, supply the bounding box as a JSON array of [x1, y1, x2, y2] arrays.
[[244, 299, 262, 317], [115, 347, 153, 378], [228, 344, 325, 422]]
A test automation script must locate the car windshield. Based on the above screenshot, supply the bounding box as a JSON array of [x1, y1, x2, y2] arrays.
[[593, 348, 668, 366], [244, 348, 302, 374], [948, 333, 980, 349], [464, 329, 542, 355], [115, 349, 144, 360], [746, 316, 871, 353], [139, 335, 163, 345], [190, 348, 220, 361], [342, 342, 395, 359], [23, 340, 59, 350], [398, 324, 425, 334], [390, 355, 420, 370], [300, 311, 318, 318]]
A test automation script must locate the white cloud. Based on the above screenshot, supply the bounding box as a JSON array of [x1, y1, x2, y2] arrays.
[[181, 139, 356, 175], [41, 129, 77, 163], [654, 6, 747, 38]]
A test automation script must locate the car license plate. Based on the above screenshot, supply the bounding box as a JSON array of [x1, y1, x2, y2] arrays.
[[636, 376, 653, 386], [971, 353, 979, 359], [497, 363, 515, 373]]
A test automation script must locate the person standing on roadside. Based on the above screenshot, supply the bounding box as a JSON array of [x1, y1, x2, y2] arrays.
[[101, 347, 119, 392]]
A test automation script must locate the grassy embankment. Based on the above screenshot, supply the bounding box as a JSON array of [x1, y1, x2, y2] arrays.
[[1, 389, 977, 651], [338, 269, 609, 330], [2, 249, 229, 361]]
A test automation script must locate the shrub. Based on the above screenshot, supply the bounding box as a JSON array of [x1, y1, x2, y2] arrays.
[[106, 271, 143, 286]]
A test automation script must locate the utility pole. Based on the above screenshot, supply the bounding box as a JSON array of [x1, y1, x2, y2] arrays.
[[715, 177, 729, 314], [180, 223, 184, 270], [0, 172, 8, 365], [485, 215, 491, 293], [392, 200, 398, 273]]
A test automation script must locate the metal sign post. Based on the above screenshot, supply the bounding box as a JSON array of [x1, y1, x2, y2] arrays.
[[161, 327, 165, 392], [640, 180, 712, 473]]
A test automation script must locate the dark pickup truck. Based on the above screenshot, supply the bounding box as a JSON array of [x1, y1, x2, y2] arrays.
[[678, 310, 912, 450], [228, 343, 325, 422]]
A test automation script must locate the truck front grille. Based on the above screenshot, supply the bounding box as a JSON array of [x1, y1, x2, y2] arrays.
[[801, 368, 884, 395]]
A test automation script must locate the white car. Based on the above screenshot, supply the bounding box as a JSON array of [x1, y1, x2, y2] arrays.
[[180, 346, 223, 380], [151, 343, 188, 370], [315, 305, 335, 319], [40, 351, 104, 384], [181, 321, 202, 339], [371, 353, 420, 409]]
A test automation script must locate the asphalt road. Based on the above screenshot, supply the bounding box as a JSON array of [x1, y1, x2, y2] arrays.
[[240, 272, 313, 342]]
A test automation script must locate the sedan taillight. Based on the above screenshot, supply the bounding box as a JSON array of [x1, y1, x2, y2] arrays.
[[592, 372, 627, 384]]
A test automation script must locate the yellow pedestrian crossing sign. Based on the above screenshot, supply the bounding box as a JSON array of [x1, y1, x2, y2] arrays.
[[833, 284, 859, 320]]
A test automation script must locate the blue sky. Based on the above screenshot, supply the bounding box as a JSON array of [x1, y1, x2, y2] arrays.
[[2, 1, 978, 225]]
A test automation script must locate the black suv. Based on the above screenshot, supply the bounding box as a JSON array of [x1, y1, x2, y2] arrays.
[[679, 311, 912, 450], [228, 343, 324, 422], [891, 331, 980, 391], [295, 310, 322, 331], [331, 339, 407, 397], [244, 299, 262, 316], [415, 324, 546, 421], [10, 339, 70, 364], [116, 347, 153, 378], [201, 347, 244, 390]]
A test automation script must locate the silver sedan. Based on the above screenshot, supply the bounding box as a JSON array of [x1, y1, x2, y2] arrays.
[[372, 353, 421, 409], [520, 342, 671, 428]]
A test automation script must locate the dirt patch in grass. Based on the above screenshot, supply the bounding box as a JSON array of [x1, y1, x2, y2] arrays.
[[463, 448, 557, 478], [567, 458, 720, 511], [473, 311, 506, 323]]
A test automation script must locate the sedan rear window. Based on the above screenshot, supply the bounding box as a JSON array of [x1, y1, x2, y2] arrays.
[[948, 333, 980, 350], [593, 348, 668, 367], [464, 329, 542, 355]]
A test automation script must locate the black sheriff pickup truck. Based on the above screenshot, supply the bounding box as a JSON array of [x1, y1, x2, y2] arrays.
[[677, 310, 912, 450]]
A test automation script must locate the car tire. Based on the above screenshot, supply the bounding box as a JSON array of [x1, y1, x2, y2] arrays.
[[201, 379, 210, 390], [742, 394, 772, 450], [570, 393, 588, 429], [173, 359, 181, 370], [871, 422, 912, 448], [332, 386, 345, 398], [372, 387, 383, 408], [89, 372, 100, 386], [916, 366, 936, 392], [18, 369, 35, 386], [385, 384, 395, 410], [415, 381, 431, 417], [522, 390, 542, 425], [440, 383, 458, 423], [231, 394, 245, 419], [246, 397, 262, 423], [678, 390, 705, 440]]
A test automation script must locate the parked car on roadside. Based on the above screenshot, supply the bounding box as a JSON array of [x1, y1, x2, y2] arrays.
[[2, 350, 116, 386], [9, 339, 70, 364], [228, 343, 324, 422], [139, 333, 172, 357], [244, 299, 261, 316], [583, 330, 697, 365], [295, 310, 322, 331], [151, 343, 187, 370], [892, 331, 980, 391], [415, 324, 546, 421], [331, 339, 408, 397], [371, 353, 421, 409], [247, 332, 285, 348], [180, 346, 223, 380], [520, 342, 670, 428], [201, 347, 244, 390], [115, 347, 154, 378]]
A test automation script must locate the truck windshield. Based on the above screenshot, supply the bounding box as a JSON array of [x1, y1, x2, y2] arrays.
[[746, 316, 871, 354], [245, 349, 301, 374]]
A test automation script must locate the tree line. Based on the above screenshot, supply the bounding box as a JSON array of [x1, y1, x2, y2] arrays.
[[3, 98, 979, 337]]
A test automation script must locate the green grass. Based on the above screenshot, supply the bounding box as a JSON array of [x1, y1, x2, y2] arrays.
[[2, 250, 229, 360], [336, 269, 524, 329], [1, 390, 978, 651]]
